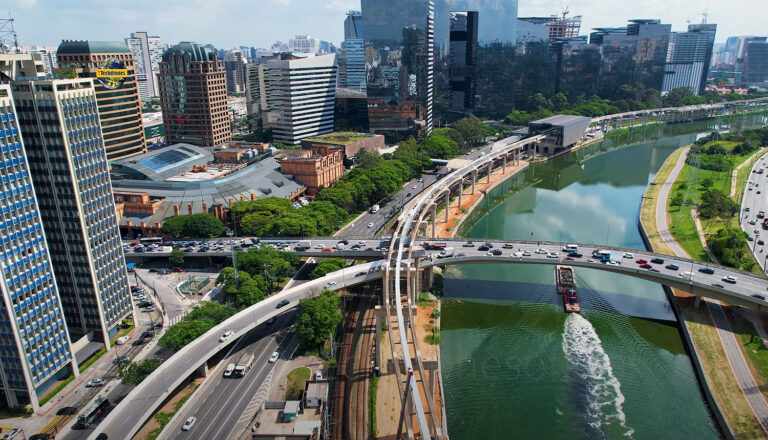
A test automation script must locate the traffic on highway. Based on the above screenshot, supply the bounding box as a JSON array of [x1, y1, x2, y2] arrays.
[[741, 153, 768, 272]]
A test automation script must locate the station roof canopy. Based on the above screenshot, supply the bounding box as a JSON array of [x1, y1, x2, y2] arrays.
[[530, 114, 592, 128], [112, 143, 212, 182]]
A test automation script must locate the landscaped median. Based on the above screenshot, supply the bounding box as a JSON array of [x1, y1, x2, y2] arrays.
[[640, 143, 766, 438]]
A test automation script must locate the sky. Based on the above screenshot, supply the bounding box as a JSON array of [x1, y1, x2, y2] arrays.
[[7, 0, 768, 49]]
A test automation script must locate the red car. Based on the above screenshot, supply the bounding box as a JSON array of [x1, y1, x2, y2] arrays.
[[636, 259, 648, 265], [172, 267, 184, 273], [639, 263, 652, 269]]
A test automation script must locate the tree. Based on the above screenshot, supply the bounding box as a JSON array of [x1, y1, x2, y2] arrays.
[[311, 259, 346, 279], [158, 319, 217, 351], [296, 291, 342, 349], [169, 248, 184, 267], [698, 189, 739, 219], [119, 359, 162, 385], [162, 214, 225, 238]]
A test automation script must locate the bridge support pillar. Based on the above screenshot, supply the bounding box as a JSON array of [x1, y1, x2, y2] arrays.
[[374, 305, 385, 373], [457, 180, 463, 210], [196, 363, 209, 377], [471, 170, 477, 194], [486, 163, 491, 184], [444, 192, 449, 223], [431, 204, 437, 238], [419, 266, 434, 292], [503, 155, 507, 174]]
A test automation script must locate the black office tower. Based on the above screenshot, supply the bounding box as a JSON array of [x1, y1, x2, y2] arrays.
[[448, 11, 478, 114]]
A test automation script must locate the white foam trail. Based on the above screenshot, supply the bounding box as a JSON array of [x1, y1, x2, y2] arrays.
[[562, 313, 634, 438]]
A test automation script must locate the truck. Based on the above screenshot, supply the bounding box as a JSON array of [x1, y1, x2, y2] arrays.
[[423, 242, 448, 251], [233, 352, 255, 377], [370, 204, 380, 214], [294, 241, 311, 251]]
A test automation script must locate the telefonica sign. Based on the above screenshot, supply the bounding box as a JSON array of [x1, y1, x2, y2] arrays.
[[95, 60, 129, 89]]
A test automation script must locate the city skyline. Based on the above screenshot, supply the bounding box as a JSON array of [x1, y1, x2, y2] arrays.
[[7, 0, 767, 49]]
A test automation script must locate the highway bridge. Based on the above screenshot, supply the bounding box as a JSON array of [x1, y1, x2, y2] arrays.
[[96, 99, 768, 440]]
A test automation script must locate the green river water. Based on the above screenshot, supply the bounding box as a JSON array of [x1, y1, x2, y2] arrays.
[[441, 113, 768, 440]]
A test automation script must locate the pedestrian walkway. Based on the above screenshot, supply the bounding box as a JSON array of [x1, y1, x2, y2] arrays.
[[656, 145, 768, 434]]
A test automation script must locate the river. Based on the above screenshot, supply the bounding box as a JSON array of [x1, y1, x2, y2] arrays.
[[440, 113, 768, 439]]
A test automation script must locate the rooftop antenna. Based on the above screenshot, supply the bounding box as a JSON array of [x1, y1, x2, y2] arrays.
[[701, 11, 709, 24], [0, 14, 19, 53]]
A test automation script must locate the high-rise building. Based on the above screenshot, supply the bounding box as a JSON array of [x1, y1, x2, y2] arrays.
[[517, 13, 581, 43], [246, 62, 266, 130], [125, 32, 163, 102], [339, 39, 366, 93], [0, 83, 77, 410], [28, 47, 58, 76], [56, 40, 147, 160], [0, 52, 47, 82], [224, 49, 247, 95], [448, 11, 478, 113], [158, 42, 231, 146], [444, 0, 518, 44], [591, 19, 672, 94], [361, 0, 435, 140], [13, 78, 132, 350], [345, 10, 364, 40], [288, 35, 320, 55], [260, 53, 337, 144], [739, 37, 768, 87], [662, 23, 717, 95]]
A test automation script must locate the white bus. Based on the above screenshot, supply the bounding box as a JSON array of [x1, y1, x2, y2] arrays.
[[233, 352, 255, 377]]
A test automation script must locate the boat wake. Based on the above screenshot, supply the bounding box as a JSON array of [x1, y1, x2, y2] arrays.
[[562, 313, 634, 438]]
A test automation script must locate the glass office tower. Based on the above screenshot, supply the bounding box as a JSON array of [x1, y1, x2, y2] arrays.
[[361, 0, 434, 141], [13, 79, 132, 349], [0, 84, 76, 410]]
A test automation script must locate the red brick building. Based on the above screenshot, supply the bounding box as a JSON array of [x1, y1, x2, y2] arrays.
[[279, 146, 344, 194]]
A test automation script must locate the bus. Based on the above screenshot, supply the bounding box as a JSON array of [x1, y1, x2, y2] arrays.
[[592, 249, 612, 263], [139, 237, 164, 246], [75, 396, 110, 429], [233, 352, 255, 377]]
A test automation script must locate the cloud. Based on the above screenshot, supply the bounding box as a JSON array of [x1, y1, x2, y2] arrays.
[[14, 0, 38, 7]]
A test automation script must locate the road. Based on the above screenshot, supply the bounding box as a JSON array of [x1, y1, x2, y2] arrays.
[[740, 152, 768, 271], [656, 146, 692, 258], [90, 261, 387, 440], [162, 312, 295, 440]]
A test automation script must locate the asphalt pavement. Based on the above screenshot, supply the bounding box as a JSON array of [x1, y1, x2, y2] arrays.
[[163, 312, 295, 440], [740, 153, 768, 271]]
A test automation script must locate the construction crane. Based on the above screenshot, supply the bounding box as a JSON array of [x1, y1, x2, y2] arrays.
[[0, 15, 19, 54]]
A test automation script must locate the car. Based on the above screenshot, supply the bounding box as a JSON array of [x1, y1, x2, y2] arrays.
[[650, 258, 664, 264], [679, 271, 693, 280], [484, 242, 494, 249], [502, 243, 515, 249], [86, 378, 105, 388], [276, 299, 290, 309], [636, 259, 648, 265], [722, 275, 737, 284], [223, 363, 235, 377], [412, 185, 418, 190], [478, 245, 490, 252], [759, 240, 765, 246], [182, 416, 197, 431], [418, 177, 424, 183], [491, 249, 503, 256], [751, 294, 766, 301], [463, 242, 475, 248], [268, 351, 279, 363], [568, 252, 583, 258], [639, 263, 652, 269], [698, 267, 715, 275], [622, 252, 634, 259], [665, 264, 679, 271], [746, 207, 751, 211], [115, 336, 129, 345], [132, 337, 147, 346], [535, 248, 547, 254], [522, 251, 532, 257], [513, 251, 524, 258], [758, 191, 762, 194], [750, 219, 758, 225], [711, 283, 725, 289], [355, 272, 367, 277], [326, 281, 337, 288], [546, 253, 559, 259], [748, 236, 755, 242], [219, 330, 234, 342], [367, 222, 375, 228], [315, 370, 323, 380]]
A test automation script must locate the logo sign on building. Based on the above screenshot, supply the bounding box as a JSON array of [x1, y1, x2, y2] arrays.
[[95, 60, 129, 89]]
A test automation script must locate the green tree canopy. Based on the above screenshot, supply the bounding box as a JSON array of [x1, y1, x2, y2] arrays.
[[296, 291, 342, 350], [162, 214, 225, 238]]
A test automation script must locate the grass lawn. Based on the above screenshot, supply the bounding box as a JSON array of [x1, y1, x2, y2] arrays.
[[667, 141, 765, 274], [78, 347, 107, 373], [731, 312, 768, 394], [285, 367, 311, 400], [679, 303, 765, 438], [146, 381, 199, 440], [38, 372, 76, 407], [640, 147, 684, 255]]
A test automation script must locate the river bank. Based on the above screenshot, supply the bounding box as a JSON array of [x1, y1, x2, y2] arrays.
[[639, 146, 765, 438]]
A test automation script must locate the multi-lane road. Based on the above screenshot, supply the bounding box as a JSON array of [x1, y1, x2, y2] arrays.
[[161, 312, 295, 440], [740, 152, 768, 271]]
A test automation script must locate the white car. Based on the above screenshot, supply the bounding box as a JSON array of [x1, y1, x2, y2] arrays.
[[182, 416, 197, 431], [326, 281, 337, 288], [535, 248, 547, 254], [623, 252, 634, 259], [513, 251, 524, 258], [367, 222, 374, 228], [223, 363, 235, 377], [722, 275, 737, 284], [86, 378, 105, 388], [115, 336, 130, 345], [219, 330, 234, 342], [268, 351, 279, 363], [679, 271, 694, 280], [546, 252, 559, 259]]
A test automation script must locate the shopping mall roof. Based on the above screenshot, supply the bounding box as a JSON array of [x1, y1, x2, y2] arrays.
[[112, 144, 212, 182]]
